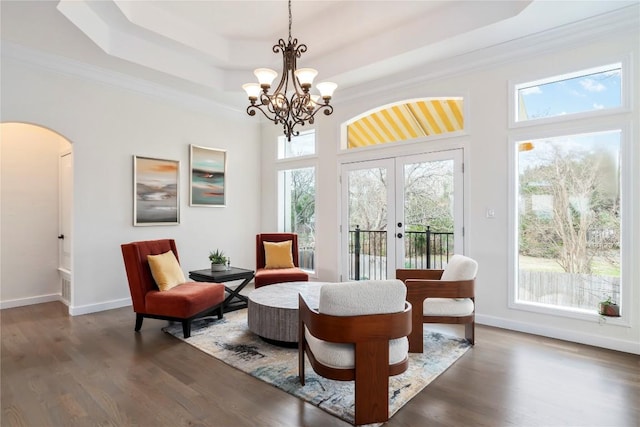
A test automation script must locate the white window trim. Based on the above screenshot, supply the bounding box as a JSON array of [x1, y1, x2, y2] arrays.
[[508, 54, 632, 129], [507, 120, 633, 327]]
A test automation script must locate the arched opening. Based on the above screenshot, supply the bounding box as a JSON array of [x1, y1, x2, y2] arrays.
[[342, 97, 464, 149], [1, 122, 73, 310]]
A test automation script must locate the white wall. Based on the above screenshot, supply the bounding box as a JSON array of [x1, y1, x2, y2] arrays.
[[0, 53, 262, 314], [0, 123, 69, 306], [261, 20, 640, 353]]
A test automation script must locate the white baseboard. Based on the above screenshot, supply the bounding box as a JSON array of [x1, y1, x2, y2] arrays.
[[476, 314, 640, 355], [68, 297, 131, 316], [0, 293, 61, 309]]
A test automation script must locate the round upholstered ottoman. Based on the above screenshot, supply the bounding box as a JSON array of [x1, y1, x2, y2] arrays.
[[247, 281, 326, 344]]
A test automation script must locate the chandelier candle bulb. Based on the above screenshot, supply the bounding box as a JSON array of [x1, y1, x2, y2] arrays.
[[242, 83, 261, 101], [294, 68, 318, 88], [317, 82, 338, 100], [254, 68, 278, 88]]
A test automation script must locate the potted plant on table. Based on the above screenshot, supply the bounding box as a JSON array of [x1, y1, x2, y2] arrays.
[[209, 249, 227, 272], [598, 296, 620, 317]]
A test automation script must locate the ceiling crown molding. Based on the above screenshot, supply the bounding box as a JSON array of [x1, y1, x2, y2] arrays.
[[1, 41, 245, 117], [337, 3, 640, 105]]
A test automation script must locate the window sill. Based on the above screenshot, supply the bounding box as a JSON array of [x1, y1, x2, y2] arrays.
[[509, 300, 631, 328]]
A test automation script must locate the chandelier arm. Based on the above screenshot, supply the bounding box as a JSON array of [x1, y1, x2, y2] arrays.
[[246, 104, 280, 122], [248, 100, 294, 126]]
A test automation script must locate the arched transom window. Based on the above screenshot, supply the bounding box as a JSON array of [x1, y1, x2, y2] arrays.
[[344, 97, 464, 149]]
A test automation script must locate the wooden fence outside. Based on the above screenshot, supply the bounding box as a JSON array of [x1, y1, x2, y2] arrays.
[[518, 270, 620, 310]]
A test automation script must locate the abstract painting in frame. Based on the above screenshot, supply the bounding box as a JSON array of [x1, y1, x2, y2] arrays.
[[190, 145, 227, 207], [133, 156, 180, 226]]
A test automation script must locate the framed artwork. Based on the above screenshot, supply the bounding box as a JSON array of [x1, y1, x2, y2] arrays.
[[133, 156, 180, 226], [190, 145, 227, 207]]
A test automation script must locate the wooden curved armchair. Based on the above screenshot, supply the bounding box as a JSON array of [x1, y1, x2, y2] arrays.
[[121, 239, 225, 338], [255, 233, 308, 288], [299, 280, 412, 425], [396, 254, 478, 352]]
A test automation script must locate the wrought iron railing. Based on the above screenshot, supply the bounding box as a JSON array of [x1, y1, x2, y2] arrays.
[[348, 226, 454, 280]]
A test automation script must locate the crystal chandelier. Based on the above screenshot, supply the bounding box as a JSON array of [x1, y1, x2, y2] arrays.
[[242, 0, 337, 141]]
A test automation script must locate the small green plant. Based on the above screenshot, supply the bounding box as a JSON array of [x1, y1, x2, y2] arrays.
[[600, 295, 614, 306], [209, 249, 227, 265]]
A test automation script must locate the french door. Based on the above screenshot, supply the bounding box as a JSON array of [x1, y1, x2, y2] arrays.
[[340, 149, 464, 280]]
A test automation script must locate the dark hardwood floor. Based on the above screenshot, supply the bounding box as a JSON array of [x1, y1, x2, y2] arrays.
[[2, 302, 638, 427]]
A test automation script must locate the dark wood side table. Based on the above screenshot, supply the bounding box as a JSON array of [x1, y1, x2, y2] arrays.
[[188, 267, 255, 313]]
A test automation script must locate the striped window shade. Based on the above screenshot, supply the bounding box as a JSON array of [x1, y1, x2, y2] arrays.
[[346, 98, 464, 149]]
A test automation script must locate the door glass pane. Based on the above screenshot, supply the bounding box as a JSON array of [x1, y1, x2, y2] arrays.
[[403, 160, 455, 269], [347, 167, 388, 280], [517, 131, 621, 312]]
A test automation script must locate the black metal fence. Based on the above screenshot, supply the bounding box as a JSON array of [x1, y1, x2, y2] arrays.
[[348, 226, 454, 280]]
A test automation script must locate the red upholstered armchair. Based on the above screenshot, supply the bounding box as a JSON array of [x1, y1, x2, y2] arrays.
[[121, 239, 225, 338], [254, 233, 309, 288]]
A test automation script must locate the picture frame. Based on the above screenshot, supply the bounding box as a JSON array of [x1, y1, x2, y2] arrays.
[[190, 145, 227, 207], [133, 156, 180, 226]]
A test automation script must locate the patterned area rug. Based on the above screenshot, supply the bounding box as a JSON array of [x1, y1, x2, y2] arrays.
[[163, 309, 470, 426]]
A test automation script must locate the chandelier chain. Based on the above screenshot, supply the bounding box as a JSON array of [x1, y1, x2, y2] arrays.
[[288, 0, 292, 43]]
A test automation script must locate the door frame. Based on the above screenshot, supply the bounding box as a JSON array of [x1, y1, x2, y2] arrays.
[[58, 149, 73, 307], [339, 147, 466, 280]]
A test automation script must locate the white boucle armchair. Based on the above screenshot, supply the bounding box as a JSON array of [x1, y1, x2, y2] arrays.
[[298, 279, 412, 426], [396, 254, 478, 352]]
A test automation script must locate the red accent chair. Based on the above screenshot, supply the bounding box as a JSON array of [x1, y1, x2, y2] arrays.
[[121, 239, 225, 338], [254, 233, 309, 288]]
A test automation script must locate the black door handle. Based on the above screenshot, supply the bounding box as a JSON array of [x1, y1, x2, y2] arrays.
[[58, 234, 64, 239]]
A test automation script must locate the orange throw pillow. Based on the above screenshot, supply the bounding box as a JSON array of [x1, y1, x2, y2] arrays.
[[264, 240, 295, 269], [147, 251, 186, 291]]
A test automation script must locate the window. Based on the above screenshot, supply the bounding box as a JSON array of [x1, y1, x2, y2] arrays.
[[343, 98, 464, 149], [278, 167, 315, 272], [510, 62, 629, 321], [277, 129, 316, 273], [278, 130, 315, 159], [515, 63, 622, 123], [515, 131, 621, 313]]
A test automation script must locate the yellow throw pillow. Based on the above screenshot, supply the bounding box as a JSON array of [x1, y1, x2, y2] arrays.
[[264, 240, 295, 269], [147, 250, 186, 291]]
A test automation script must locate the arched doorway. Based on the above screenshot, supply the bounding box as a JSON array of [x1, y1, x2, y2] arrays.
[[0, 122, 73, 309]]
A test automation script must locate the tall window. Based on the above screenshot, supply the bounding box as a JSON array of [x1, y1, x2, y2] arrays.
[[510, 63, 629, 320], [516, 131, 621, 312], [277, 131, 316, 273]]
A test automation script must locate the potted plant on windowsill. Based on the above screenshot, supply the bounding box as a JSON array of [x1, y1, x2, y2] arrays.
[[598, 296, 620, 317], [209, 249, 227, 272]]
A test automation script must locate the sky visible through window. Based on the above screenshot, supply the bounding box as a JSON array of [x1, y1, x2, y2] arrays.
[[518, 65, 621, 121]]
